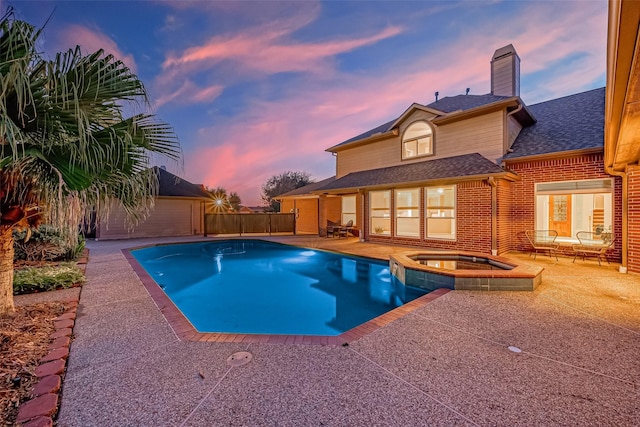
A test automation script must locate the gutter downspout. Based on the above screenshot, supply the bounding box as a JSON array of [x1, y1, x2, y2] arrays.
[[606, 165, 628, 273], [488, 176, 498, 256]]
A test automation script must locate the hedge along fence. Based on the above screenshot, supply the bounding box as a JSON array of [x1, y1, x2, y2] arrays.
[[204, 213, 295, 236]]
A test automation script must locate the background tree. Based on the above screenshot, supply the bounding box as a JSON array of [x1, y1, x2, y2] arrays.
[[261, 171, 313, 212], [0, 10, 181, 314], [228, 192, 242, 212]]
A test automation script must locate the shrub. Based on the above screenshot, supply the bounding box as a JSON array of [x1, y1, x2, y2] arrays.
[[13, 263, 86, 295], [13, 225, 85, 262]]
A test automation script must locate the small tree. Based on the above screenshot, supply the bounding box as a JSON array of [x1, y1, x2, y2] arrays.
[[228, 192, 242, 212], [261, 171, 313, 212]]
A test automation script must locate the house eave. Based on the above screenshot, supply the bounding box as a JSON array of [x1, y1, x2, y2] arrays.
[[502, 147, 603, 164], [326, 129, 399, 153], [312, 171, 518, 195]]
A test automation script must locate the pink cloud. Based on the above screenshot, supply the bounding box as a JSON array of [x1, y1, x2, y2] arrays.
[[163, 25, 403, 75], [154, 2, 402, 108], [57, 25, 137, 73], [154, 80, 223, 107]]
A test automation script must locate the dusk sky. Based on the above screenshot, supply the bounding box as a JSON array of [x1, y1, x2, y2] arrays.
[[7, 0, 607, 206]]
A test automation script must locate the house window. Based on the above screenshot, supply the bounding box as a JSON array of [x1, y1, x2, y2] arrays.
[[425, 186, 456, 239], [395, 188, 420, 237], [402, 121, 433, 159], [535, 179, 613, 240], [342, 195, 356, 226], [369, 190, 391, 235]]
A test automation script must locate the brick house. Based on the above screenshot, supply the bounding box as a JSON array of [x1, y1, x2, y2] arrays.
[[278, 44, 627, 268]]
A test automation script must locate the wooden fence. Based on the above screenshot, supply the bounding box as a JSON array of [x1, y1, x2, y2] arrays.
[[204, 213, 295, 236]]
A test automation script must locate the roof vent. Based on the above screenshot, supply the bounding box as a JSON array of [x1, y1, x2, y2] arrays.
[[491, 44, 520, 97], [435, 91, 439, 102], [465, 88, 470, 95]]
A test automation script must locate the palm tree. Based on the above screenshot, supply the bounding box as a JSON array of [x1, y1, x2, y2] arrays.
[[0, 10, 181, 314]]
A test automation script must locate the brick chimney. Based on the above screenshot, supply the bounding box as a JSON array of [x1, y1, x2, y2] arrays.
[[491, 44, 520, 97]]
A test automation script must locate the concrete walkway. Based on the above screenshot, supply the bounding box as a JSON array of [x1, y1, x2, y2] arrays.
[[57, 236, 639, 426]]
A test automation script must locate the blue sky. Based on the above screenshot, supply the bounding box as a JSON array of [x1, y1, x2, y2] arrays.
[[7, 0, 607, 205]]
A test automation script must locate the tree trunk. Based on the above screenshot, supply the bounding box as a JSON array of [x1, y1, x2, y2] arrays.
[[0, 227, 15, 315]]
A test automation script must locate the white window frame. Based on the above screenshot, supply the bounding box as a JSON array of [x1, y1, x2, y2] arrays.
[[395, 188, 420, 238], [369, 190, 391, 235], [534, 178, 614, 242], [425, 185, 456, 240], [402, 121, 433, 160], [341, 195, 356, 226]]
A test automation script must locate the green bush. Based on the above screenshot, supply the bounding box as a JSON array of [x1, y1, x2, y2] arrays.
[[13, 225, 85, 262], [13, 263, 86, 295]]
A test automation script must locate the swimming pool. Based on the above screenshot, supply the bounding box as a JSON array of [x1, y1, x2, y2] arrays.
[[131, 240, 427, 336]]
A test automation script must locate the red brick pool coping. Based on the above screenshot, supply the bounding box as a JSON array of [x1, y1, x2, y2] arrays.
[[122, 247, 450, 345]]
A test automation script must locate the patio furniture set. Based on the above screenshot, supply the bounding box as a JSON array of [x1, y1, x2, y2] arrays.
[[525, 230, 615, 265], [326, 220, 357, 239]]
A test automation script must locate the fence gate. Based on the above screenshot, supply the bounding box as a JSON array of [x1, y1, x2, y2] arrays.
[[204, 213, 295, 236]]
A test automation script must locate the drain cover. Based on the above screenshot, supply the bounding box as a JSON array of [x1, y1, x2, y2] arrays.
[[227, 351, 253, 367], [508, 346, 522, 353]]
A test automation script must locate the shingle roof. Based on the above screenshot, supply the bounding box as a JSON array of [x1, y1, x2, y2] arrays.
[[154, 167, 210, 198], [277, 176, 337, 197], [336, 119, 396, 146], [318, 153, 508, 192], [331, 94, 512, 150], [504, 87, 605, 159], [424, 94, 511, 113]]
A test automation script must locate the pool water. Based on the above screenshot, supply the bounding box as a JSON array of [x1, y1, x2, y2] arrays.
[[131, 240, 426, 336]]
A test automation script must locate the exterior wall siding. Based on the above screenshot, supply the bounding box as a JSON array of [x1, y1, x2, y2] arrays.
[[506, 153, 623, 262], [336, 110, 505, 177], [627, 166, 640, 273], [98, 198, 204, 240]]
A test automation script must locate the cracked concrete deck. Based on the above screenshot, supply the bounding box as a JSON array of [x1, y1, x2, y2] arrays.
[[55, 236, 639, 426]]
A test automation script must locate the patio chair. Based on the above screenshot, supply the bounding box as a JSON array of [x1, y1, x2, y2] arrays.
[[338, 220, 354, 238], [525, 230, 559, 260], [326, 220, 340, 238], [572, 231, 615, 266]]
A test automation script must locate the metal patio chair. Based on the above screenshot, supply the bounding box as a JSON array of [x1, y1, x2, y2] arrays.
[[525, 230, 560, 260], [572, 231, 615, 266]]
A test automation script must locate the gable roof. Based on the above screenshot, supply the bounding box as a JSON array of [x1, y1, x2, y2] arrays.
[[504, 87, 605, 160], [316, 153, 512, 193], [276, 176, 337, 198], [154, 167, 210, 198], [327, 93, 526, 152]]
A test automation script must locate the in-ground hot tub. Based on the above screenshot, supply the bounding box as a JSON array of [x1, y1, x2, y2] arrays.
[[390, 251, 543, 291]]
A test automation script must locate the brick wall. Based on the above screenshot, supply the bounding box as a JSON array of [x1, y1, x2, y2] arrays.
[[628, 166, 640, 273], [506, 153, 623, 262]]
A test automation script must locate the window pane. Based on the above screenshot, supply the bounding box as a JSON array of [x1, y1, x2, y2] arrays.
[[396, 188, 419, 237], [370, 191, 391, 235], [535, 187, 613, 240], [404, 122, 432, 140], [403, 140, 417, 158], [426, 185, 456, 239], [341, 195, 356, 226], [417, 136, 432, 155]]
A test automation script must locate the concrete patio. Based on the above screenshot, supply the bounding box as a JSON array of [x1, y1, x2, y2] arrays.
[[54, 236, 638, 426]]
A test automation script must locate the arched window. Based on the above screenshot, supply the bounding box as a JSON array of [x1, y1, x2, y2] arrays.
[[402, 121, 433, 159]]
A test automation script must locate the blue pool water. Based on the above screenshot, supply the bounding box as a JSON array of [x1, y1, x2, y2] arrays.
[[131, 240, 427, 336]]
